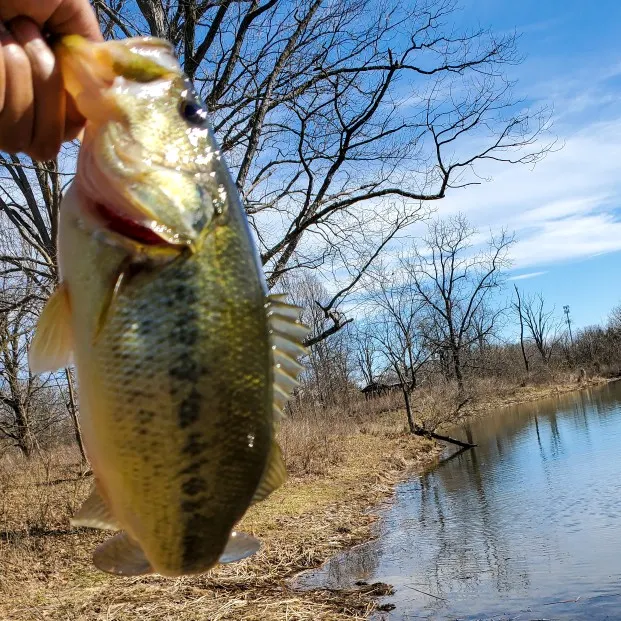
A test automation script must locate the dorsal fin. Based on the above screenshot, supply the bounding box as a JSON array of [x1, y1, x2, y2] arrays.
[[267, 294, 309, 420]]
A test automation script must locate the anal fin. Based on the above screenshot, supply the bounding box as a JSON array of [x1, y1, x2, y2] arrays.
[[94, 532, 153, 576], [71, 484, 119, 531], [29, 283, 73, 374], [252, 439, 287, 504], [218, 531, 261, 564]]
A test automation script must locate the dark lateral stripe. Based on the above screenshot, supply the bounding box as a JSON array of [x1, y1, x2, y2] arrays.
[[178, 386, 201, 428], [164, 271, 215, 572]]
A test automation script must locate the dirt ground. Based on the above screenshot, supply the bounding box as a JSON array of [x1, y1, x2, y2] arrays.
[[0, 411, 440, 621]]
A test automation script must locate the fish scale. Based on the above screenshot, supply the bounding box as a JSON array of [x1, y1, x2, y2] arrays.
[[91, 237, 271, 574]]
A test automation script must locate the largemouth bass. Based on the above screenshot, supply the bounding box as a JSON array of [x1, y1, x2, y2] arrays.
[[29, 36, 307, 577]]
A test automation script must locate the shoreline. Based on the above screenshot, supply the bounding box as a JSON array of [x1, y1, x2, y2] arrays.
[[463, 375, 616, 420], [1, 378, 613, 620]]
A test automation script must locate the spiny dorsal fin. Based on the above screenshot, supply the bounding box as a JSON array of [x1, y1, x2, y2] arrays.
[[71, 484, 119, 531], [29, 283, 73, 374], [218, 531, 261, 564], [94, 532, 153, 576], [252, 439, 287, 504], [267, 294, 309, 421]]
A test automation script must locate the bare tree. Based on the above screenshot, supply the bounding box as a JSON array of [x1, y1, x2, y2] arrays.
[[0, 210, 86, 459], [283, 272, 356, 408], [0, 276, 65, 457], [0, 155, 64, 285], [513, 290, 560, 364], [608, 303, 621, 334], [352, 325, 382, 388], [359, 268, 475, 447], [3, 0, 553, 342], [404, 215, 513, 392], [84, 0, 551, 342], [0, 0, 553, 453], [370, 267, 434, 383], [349, 261, 431, 430], [513, 285, 530, 376]]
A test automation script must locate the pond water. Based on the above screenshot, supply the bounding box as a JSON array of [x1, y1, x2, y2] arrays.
[[296, 381, 621, 620]]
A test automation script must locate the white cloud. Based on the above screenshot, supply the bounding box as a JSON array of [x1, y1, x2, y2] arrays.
[[427, 114, 621, 269], [508, 271, 547, 281]]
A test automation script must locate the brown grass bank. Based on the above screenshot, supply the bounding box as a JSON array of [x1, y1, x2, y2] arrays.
[[1, 376, 613, 620], [0, 407, 440, 621], [463, 374, 614, 418]]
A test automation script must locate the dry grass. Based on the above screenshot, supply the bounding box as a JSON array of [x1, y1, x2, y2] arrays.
[[462, 374, 613, 420], [0, 408, 439, 621], [410, 373, 615, 433], [1, 377, 607, 620]]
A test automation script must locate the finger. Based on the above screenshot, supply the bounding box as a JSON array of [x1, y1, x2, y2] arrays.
[[0, 1, 102, 42], [0, 22, 33, 155], [47, 0, 103, 42], [64, 93, 85, 142], [0, 23, 7, 111], [10, 18, 63, 161]]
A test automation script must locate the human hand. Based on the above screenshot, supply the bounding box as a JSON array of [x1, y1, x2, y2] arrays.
[[0, 1, 102, 161]]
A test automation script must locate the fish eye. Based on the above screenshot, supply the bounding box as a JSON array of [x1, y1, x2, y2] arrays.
[[180, 82, 208, 126], [181, 100, 208, 125]]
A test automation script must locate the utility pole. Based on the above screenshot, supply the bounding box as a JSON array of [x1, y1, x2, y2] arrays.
[[563, 305, 574, 345]]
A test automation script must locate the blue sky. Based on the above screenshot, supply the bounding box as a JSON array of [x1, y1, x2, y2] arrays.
[[426, 0, 621, 331]]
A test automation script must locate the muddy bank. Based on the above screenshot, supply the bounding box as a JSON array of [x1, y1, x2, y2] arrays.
[[0, 413, 440, 621]]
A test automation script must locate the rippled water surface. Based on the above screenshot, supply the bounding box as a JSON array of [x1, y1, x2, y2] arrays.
[[297, 381, 621, 619]]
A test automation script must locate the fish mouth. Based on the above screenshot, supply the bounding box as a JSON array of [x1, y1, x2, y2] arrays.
[[58, 36, 197, 250], [73, 129, 195, 251], [92, 202, 171, 247]]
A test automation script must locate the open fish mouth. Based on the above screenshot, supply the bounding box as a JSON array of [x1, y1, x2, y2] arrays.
[[57, 35, 200, 249], [92, 202, 172, 246], [80, 125, 195, 249], [72, 128, 195, 250]]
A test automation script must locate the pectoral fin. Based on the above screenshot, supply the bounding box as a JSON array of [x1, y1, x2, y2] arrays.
[[95, 256, 133, 341], [252, 439, 287, 504], [94, 532, 153, 576], [218, 531, 261, 564], [71, 484, 119, 531], [29, 283, 73, 374]]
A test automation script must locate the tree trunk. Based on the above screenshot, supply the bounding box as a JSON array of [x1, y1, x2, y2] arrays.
[[65, 369, 87, 464], [519, 326, 529, 375], [452, 346, 464, 393], [439, 349, 451, 380], [401, 385, 415, 433], [412, 425, 476, 449], [514, 285, 530, 376], [15, 409, 34, 457], [7, 371, 34, 457]]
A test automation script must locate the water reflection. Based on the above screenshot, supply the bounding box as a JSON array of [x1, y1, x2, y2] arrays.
[[297, 381, 621, 619]]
